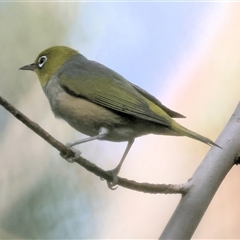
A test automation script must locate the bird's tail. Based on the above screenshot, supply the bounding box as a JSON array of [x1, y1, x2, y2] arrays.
[[171, 122, 220, 148]]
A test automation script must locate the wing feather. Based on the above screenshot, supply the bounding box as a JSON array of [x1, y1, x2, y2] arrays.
[[58, 56, 174, 126]]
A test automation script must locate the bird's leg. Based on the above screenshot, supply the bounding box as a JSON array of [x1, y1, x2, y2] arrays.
[[66, 127, 109, 147], [61, 127, 109, 162], [107, 139, 135, 190]]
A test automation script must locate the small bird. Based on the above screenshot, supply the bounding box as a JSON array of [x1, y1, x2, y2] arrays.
[[20, 46, 219, 188]]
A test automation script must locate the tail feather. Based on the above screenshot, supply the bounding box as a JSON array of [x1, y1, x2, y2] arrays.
[[171, 122, 221, 148]]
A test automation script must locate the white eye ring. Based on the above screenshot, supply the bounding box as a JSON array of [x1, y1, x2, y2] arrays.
[[38, 56, 47, 68]]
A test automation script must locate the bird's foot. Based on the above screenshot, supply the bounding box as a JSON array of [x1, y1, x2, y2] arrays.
[[104, 167, 120, 190], [60, 146, 81, 163]]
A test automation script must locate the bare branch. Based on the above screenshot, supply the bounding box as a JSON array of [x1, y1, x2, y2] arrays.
[[0, 95, 186, 195], [160, 102, 240, 239]]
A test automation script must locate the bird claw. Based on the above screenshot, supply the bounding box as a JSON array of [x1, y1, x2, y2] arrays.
[[107, 181, 118, 190], [101, 168, 120, 190], [60, 147, 81, 163], [107, 173, 118, 190]]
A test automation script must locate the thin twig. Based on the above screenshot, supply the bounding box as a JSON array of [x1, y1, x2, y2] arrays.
[[0, 95, 186, 194]]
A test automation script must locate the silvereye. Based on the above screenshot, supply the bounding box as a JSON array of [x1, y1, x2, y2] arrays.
[[20, 46, 219, 187]]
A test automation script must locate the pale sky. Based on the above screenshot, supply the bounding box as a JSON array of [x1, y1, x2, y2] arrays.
[[71, 2, 218, 95]]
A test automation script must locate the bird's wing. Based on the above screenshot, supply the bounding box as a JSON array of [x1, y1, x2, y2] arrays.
[[58, 58, 172, 126], [130, 83, 185, 118]]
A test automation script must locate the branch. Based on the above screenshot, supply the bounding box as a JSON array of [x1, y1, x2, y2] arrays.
[[160, 102, 240, 239], [0, 95, 185, 194]]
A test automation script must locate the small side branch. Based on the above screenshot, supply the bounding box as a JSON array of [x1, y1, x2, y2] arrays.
[[0, 95, 186, 195]]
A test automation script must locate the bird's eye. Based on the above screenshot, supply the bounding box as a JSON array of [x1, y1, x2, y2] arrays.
[[38, 56, 47, 68]]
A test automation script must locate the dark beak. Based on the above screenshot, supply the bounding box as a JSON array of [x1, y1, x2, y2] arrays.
[[19, 63, 37, 71]]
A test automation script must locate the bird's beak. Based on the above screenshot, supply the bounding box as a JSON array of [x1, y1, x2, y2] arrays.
[[19, 63, 37, 71]]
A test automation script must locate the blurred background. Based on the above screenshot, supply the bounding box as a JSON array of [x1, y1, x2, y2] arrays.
[[1, 2, 240, 239]]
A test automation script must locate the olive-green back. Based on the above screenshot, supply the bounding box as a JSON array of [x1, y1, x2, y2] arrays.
[[58, 55, 183, 126]]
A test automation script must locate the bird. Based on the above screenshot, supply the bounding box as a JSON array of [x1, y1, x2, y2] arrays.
[[20, 46, 219, 188]]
